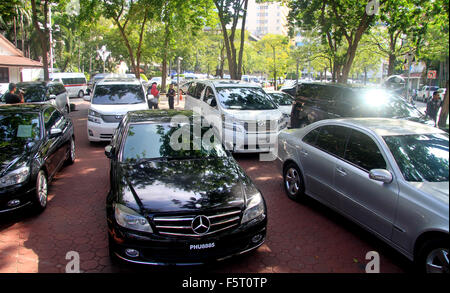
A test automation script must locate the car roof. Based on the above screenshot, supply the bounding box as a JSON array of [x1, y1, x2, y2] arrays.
[[0, 103, 48, 113], [207, 80, 262, 88], [321, 118, 446, 137], [97, 77, 141, 85], [126, 110, 197, 124], [50, 72, 85, 77]]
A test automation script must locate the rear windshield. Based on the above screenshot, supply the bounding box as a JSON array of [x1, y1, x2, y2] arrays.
[[216, 87, 277, 110], [92, 84, 145, 105], [17, 84, 47, 102]]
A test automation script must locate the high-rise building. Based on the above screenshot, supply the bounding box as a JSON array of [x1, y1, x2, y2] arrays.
[[244, 0, 290, 38]]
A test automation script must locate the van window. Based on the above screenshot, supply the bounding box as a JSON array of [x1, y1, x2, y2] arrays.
[[194, 83, 206, 99], [61, 77, 86, 85]]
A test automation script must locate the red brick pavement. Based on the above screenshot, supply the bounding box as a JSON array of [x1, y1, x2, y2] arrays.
[[0, 101, 408, 273]]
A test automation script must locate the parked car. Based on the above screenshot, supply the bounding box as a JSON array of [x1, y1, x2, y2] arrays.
[[87, 73, 113, 95], [184, 80, 286, 153], [50, 72, 88, 98], [278, 118, 449, 273], [0, 81, 71, 113], [149, 77, 162, 86], [0, 104, 75, 213], [86, 78, 149, 142], [417, 86, 440, 102], [284, 83, 434, 129], [266, 91, 294, 128], [105, 110, 267, 265]]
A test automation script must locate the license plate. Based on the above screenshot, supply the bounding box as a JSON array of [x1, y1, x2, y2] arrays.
[[189, 242, 216, 251]]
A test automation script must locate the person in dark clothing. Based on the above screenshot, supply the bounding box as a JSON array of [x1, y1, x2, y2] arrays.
[[167, 83, 176, 110], [4, 83, 24, 104], [426, 91, 442, 126]]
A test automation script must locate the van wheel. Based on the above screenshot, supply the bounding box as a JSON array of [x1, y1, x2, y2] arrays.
[[78, 90, 84, 98]]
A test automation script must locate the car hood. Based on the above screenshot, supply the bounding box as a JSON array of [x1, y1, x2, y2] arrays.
[[89, 103, 148, 115], [222, 109, 282, 121], [118, 157, 249, 214], [408, 181, 449, 205]]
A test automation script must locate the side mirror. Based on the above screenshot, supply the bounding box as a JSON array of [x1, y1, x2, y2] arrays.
[[105, 145, 114, 159], [49, 94, 57, 100], [49, 128, 63, 138], [369, 169, 393, 184], [206, 96, 217, 107], [83, 94, 91, 102]]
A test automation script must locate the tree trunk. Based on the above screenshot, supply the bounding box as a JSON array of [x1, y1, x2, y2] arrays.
[[31, 0, 49, 81], [161, 23, 170, 93], [388, 54, 396, 76], [237, 0, 248, 80]]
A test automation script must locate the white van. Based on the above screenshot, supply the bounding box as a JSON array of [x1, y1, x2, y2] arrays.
[[87, 78, 149, 142], [50, 72, 87, 98], [184, 80, 287, 153]]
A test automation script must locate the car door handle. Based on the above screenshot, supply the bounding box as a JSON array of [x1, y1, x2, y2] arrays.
[[299, 149, 308, 156], [336, 167, 347, 176]]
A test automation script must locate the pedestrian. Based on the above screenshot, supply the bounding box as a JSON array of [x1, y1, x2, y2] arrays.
[[148, 82, 159, 109], [167, 82, 176, 110], [4, 83, 24, 104], [426, 91, 442, 126]]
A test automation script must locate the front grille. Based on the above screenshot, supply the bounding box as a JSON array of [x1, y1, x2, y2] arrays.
[[102, 115, 123, 123], [153, 209, 242, 238], [100, 134, 113, 139], [244, 120, 277, 133]]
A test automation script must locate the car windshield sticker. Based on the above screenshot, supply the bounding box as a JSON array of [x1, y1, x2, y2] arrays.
[[17, 125, 32, 138]]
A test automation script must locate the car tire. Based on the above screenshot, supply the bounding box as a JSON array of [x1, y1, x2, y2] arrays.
[[283, 163, 305, 201], [78, 90, 84, 98], [65, 138, 76, 165], [417, 238, 449, 273], [33, 170, 48, 213]]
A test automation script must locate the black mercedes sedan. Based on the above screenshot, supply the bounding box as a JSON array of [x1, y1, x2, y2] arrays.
[[105, 110, 267, 265], [0, 104, 75, 213]]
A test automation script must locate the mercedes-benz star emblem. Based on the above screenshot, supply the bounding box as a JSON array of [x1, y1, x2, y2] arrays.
[[191, 215, 211, 235]]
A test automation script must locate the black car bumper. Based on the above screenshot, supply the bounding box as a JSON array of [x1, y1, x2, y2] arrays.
[[0, 182, 35, 213], [108, 217, 267, 266]]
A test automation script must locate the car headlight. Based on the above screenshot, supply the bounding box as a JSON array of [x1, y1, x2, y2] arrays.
[[241, 192, 265, 224], [88, 109, 102, 124], [0, 166, 30, 188], [114, 203, 153, 233]]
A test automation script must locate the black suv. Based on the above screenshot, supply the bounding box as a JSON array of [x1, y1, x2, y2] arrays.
[[105, 110, 267, 265], [282, 83, 434, 128]]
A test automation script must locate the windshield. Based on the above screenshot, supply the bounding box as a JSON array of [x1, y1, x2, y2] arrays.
[[268, 92, 294, 106], [355, 91, 425, 120], [17, 85, 47, 102], [383, 133, 449, 182], [122, 123, 227, 162], [0, 113, 41, 145], [216, 87, 277, 110], [92, 84, 145, 105]]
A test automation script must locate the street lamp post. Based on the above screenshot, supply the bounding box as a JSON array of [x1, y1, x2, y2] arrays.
[[177, 57, 183, 104]]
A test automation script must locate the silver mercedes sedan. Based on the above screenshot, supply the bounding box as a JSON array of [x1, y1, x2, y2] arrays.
[[277, 118, 449, 273]]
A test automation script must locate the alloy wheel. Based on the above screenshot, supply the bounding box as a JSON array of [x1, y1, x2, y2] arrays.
[[426, 248, 449, 273], [37, 171, 48, 207], [285, 168, 301, 196]]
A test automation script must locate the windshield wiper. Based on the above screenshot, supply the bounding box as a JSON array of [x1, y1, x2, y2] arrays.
[[133, 157, 168, 164], [167, 156, 209, 161]]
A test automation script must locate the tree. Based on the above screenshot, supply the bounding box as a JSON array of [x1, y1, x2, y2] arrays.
[[102, 0, 158, 78], [289, 0, 381, 83], [213, 0, 248, 80], [30, 0, 51, 81], [257, 34, 290, 89]]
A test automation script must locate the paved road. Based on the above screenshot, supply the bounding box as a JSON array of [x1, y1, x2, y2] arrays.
[[0, 101, 409, 273]]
